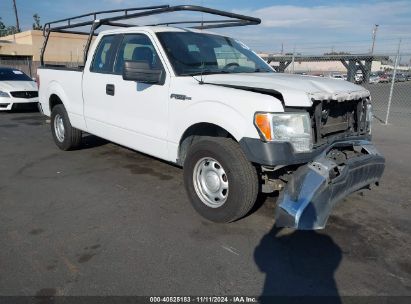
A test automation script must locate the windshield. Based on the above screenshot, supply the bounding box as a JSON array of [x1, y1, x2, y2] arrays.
[[0, 69, 32, 81], [156, 32, 273, 76]]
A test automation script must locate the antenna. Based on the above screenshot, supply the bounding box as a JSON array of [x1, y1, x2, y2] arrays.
[[199, 68, 205, 85], [201, 0, 204, 28], [191, 75, 204, 85], [199, 0, 205, 84]]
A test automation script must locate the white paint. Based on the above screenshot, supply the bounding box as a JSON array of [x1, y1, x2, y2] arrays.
[[38, 26, 371, 164]]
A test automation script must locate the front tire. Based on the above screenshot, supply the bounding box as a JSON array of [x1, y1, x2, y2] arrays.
[[183, 137, 259, 223], [51, 104, 82, 150]]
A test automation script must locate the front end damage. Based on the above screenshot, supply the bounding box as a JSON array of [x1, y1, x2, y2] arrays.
[[236, 87, 384, 230], [274, 141, 385, 230]]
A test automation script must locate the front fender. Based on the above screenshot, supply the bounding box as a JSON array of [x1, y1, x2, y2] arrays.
[[171, 100, 258, 143], [167, 100, 260, 163]]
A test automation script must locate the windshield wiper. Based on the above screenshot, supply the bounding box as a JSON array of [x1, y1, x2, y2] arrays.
[[254, 68, 272, 73], [181, 70, 230, 76]]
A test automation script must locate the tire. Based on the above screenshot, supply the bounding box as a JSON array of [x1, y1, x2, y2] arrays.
[[183, 137, 259, 223], [50, 104, 82, 150]]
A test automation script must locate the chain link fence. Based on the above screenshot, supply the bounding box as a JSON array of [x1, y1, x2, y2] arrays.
[[263, 53, 411, 126]]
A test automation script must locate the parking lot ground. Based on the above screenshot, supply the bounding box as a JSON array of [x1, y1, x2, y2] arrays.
[[0, 110, 410, 297]]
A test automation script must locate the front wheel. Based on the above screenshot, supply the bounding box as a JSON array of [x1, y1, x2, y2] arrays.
[[51, 104, 82, 150], [183, 137, 259, 223]]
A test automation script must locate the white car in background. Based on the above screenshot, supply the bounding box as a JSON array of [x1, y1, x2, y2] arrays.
[[369, 74, 380, 84], [0, 67, 39, 111]]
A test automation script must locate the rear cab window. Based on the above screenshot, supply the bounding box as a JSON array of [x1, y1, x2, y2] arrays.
[[90, 35, 122, 73]]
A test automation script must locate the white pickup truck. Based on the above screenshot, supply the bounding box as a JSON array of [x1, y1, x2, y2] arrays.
[[38, 5, 385, 229]]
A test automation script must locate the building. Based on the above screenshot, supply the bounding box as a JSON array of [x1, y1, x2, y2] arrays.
[[0, 30, 90, 76]]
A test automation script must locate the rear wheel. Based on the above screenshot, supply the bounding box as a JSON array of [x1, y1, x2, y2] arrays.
[[51, 104, 82, 150], [183, 137, 259, 223]]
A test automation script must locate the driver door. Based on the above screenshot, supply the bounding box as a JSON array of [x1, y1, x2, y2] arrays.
[[84, 33, 170, 160]]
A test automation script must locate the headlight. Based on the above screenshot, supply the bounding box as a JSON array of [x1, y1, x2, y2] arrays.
[[365, 101, 372, 134], [254, 112, 313, 152], [0, 91, 10, 98]]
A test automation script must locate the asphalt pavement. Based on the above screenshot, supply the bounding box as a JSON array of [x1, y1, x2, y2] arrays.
[[0, 110, 410, 297]]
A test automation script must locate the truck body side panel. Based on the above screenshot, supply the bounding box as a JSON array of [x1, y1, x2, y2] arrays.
[[166, 77, 284, 163], [38, 68, 87, 131]]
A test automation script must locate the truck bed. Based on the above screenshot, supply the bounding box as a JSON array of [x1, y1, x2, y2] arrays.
[[41, 64, 85, 72], [37, 66, 86, 131]]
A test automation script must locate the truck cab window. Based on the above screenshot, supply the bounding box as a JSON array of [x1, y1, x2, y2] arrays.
[[214, 44, 256, 70], [114, 34, 163, 74], [156, 32, 273, 76], [90, 35, 119, 73]]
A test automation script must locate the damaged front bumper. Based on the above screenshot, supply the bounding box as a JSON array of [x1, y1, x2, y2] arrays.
[[275, 141, 385, 230]]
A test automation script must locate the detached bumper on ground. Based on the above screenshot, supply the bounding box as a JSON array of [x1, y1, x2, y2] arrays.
[[275, 141, 385, 230]]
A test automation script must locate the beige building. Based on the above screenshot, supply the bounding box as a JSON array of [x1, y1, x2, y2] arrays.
[[0, 30, 90, 63]]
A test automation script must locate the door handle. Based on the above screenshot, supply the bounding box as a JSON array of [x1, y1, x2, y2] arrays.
[[106, 84, 115, 96]]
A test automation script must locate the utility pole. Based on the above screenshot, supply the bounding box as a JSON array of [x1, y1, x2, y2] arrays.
[[291, 46, 296, 74], [281, 42, 283, 55], [371, 24, 379, 54], [385, 39, 401, 125], [12, 0, 21, 32]]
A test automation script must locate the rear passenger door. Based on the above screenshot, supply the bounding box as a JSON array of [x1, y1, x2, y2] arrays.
[[83, 33, 170, 160]]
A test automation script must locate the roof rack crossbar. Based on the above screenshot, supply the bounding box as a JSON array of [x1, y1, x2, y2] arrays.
[[48, 20, 96, 32], [192, 21, 252, 30], [43, 5, 170, 34], [97, 5, 260, 27], [103, 21, 137, 28], [40, 5, 261, 65], [51, 29, 99, 36], [146, 19, 240, 26]]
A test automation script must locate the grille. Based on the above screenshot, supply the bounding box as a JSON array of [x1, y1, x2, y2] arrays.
[[10, 91, 38, 99], [310, 99, 368, 145]]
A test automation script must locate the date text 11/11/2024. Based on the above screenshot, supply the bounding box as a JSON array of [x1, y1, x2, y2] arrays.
[[149, 296, 258, 303]]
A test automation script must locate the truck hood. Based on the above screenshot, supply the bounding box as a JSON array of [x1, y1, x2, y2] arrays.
[[0, 81, 37, 92], [198, 73, 370, 107]]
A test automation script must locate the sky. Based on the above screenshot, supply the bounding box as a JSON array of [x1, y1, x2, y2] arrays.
[[1, 0, 411, 56]]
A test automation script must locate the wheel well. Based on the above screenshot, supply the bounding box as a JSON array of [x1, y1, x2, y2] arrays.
[[178, 123, 235, 166], [49, 94, 63, 112]]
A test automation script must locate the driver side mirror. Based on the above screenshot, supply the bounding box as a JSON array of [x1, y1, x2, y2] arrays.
[[122, 61, 163, 84]]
